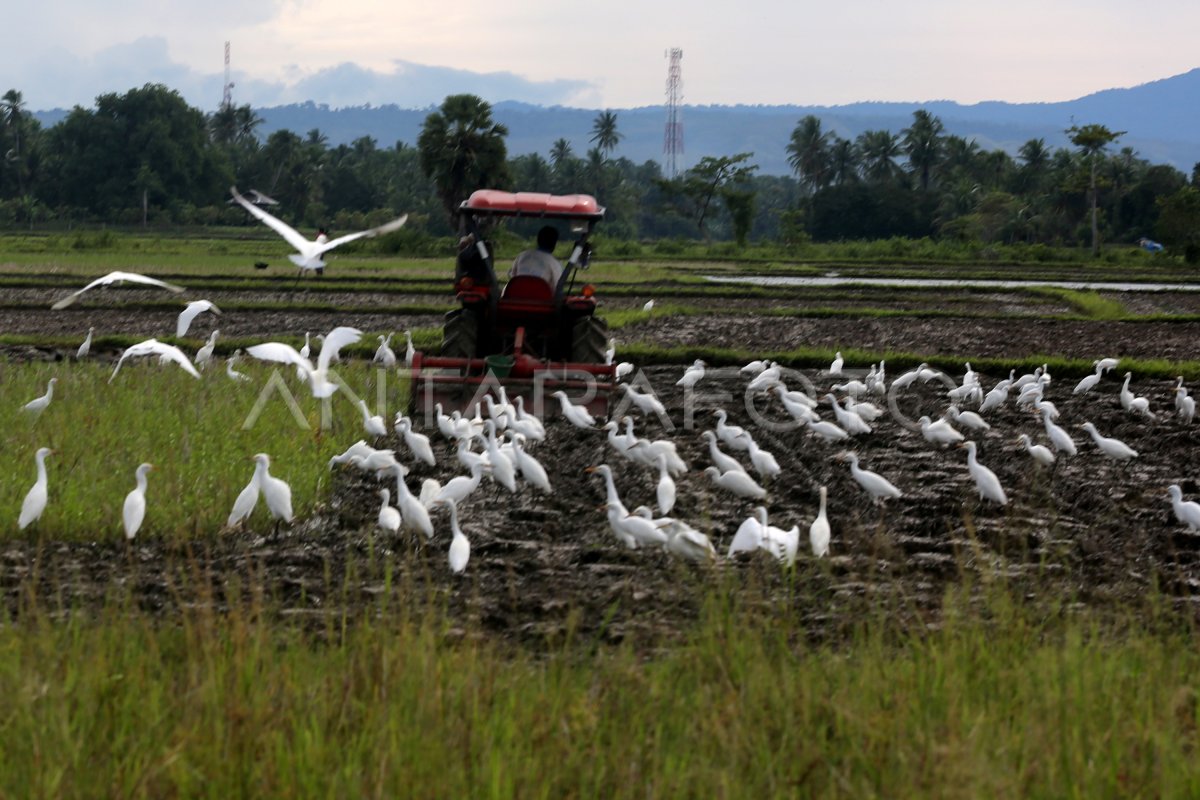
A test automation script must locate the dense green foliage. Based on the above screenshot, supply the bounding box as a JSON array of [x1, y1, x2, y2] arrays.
[[2, 83, 1200, 251]]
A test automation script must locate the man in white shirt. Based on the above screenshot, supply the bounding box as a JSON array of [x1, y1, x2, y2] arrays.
[[510, 225, 563, 288]]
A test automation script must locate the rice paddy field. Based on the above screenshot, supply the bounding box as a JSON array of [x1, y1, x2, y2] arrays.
[[4, 230, 1200, 795]]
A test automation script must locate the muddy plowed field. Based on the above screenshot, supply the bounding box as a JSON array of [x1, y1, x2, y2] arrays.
[[5, 276, 1200, 644]]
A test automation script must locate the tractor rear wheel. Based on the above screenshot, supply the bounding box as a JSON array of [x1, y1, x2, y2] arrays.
[[440, 308, 479, 360], [570, 316, 609, 364]]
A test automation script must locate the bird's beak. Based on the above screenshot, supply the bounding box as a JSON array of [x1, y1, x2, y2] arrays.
[[584, 466, 597, 473]]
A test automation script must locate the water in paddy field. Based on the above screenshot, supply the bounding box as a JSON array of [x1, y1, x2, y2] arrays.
[[706, 275, 1200, 292]]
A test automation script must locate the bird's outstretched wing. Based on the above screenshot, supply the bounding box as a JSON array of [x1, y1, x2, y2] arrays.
[[176, 299, 222, 337], [231, 186, 312, 254], [317, 326, 363, 372], [314, 214, 409, 256], [52, 271, 185, 310], [110, 339, 201, 382], [245, 342, 314, 373]]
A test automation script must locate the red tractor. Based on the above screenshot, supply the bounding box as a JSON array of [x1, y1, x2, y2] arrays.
[[410, 190, 616, 419]]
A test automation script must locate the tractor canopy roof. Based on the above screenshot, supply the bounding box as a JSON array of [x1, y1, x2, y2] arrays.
[[460, 190, 605, 220]]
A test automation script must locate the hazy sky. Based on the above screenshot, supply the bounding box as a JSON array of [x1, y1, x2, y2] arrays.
[[6, 0, 1199, 110]]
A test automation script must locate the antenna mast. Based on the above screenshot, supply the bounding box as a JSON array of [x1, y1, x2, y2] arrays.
[[222, 41, 235, 110], [663, 48, 684, 178]]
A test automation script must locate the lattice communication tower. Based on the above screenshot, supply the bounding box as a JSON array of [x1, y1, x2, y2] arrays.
[[222, 41, 235, 110], [663, 48, 684, 178]]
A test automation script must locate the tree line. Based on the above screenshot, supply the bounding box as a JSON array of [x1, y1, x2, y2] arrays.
[[2, 84, 1199, 257]]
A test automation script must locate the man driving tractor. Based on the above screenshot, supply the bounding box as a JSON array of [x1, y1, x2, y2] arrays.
[[509, 225, 563, 287]]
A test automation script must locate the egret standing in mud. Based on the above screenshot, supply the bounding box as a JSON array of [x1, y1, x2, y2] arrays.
[[122, 463, 153, 540]]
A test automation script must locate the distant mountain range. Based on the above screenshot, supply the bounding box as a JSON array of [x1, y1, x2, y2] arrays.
[[33, 68, 1200, 176]]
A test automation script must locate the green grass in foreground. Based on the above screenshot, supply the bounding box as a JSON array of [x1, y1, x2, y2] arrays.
[[0, 587, 1197, 796], [0, 361, 409, 540]]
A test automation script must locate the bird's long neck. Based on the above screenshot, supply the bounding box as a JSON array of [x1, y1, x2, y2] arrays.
[[45, 381, 54, 401], [254, 460, 268, 485], [818, 487, 827, 515], [135, 468, 149, 493], [35, 453, 48, 484], [603, 471, 619, 504]]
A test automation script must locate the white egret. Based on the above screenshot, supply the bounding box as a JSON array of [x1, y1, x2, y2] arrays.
[[76, 327, 94, 359], [1120, 373, 1155, 420], [21, 378, 56, 416], [746, 440, 782, 480], [482, 421, 517, 492], [122, 463, 154, 539], [418, 479, 443, 510], [225, 350, 251, 382], [660, 518, 716, 562], [245, 325, 362, 398], [805, 417, 850, 444], [377, 488, 401, 534], [1073, 364, 1104, 394], [390, 465, 434, 538], [702, 430, 746, 474], [946, 406, 990, 431], [676, 359, 706, 389], [773, 385, 818, 423], [602, 502, 667, 548], [394, 416, 434, 467], [615, 362, 634, 380], [231, 186, 407, 274], [839, 452, 902, 503], [740, 359, 769, 375], [1168, 485, 1200, 532], [642, 299, 655, 313], [704, 466, 767, 500], [962, 441, 1008, 505], [714, 409, 753, 449], [176, 300, 222, 337], [1176, 387, 1196, 424], [110, 340, 200, 382], [729, 507, 768, 557], [656, 454, 676, 515], [18, 447, 53, 530], [761, 520, 800, 567], [1079, 422, 1138, 460], [832, 380, 868, 398], [828, 351, 844, 376], [810, 486, 831, 558], [435, 463, 488, 507], [404, 330, 415, 367], [226, 471, 260, 528], [357, 400, 388, 439], [553, 390, 596, 428], [50, 271, 185, 309], [253, 453, 294, 524], [194, 330, 219, 369], [438, 498, 471, 574], [1041, 411, 1077, 457], [1017, 433, 1056, 466], [746, 363, 782, 393], [1095, 357, 1120, 373], [620, 384, 667, 417], [604, 338, 616, 365], [512, 435, 551, 493], [919, 415, 963, 447], [373, 333, 397, 368], [827, 395, 872, 435]]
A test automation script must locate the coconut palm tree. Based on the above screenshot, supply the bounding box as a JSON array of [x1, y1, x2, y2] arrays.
[[1068, 123, 1125, 255], [590, 110, 622, 158], [786, 115, 831, 194], [418, 94, 510, 225], [855, 130, 904, 184], [902, 109, 944, 191]]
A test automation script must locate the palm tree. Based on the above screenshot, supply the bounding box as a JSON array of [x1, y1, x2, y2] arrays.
[[855, 130, 904, 184], [1068, 123, 1125, 255], [2, 89, 27, 195], [590, 110, 622, 158], [785, 115, 831, 193], [418, 94, 510, 225], [550, 138, 573, 170], [828, 137, 858, 185], [902, 109, 944, 191]]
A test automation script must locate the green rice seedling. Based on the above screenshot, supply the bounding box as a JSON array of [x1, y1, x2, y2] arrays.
[[0, 361, 410, 540]]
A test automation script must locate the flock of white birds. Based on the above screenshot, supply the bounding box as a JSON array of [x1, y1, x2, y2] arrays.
[[13, 264, 1200, 575]]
